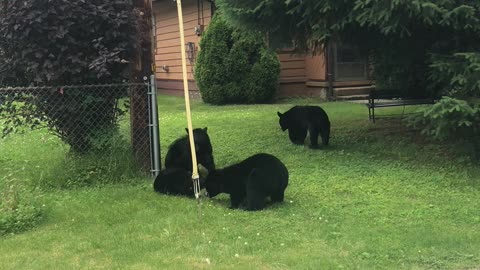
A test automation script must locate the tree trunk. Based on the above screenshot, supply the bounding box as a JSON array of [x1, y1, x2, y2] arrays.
[[131, 0, 154, 172]]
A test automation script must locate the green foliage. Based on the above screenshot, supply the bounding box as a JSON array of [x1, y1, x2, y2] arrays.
[[194, 14, 280, 105], [429, 52, 480, 99], [216, 1, 480, 51], [373, 39, 432, 98], [0, 0, 137, 86], [0, 0, 138, 153], [407, 97, 480, 156], [216, 0, 480, 98], [0, 177, 43, 235]]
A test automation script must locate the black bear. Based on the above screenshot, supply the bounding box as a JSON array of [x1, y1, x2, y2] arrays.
[[203, 153, 289, 211], [164, 127, 215, 172], [277, 105, 330, 148], [153, 168, 198, 197]]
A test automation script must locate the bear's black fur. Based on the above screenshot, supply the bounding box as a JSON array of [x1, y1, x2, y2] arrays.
[[164, 127, 215, 172], [153, 168, 197, 196], [277, 105, 330, 148], [204, 153, 289, 211]]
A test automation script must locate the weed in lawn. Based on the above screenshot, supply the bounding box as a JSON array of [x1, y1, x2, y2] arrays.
[[0, 174, 44, 235]]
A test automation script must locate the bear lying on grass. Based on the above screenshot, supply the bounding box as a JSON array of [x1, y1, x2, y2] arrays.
[[153, 168, 197, 197], [203, 153, 289, 211], [277, 106, 330, 149], [164, 127, 215, 172]]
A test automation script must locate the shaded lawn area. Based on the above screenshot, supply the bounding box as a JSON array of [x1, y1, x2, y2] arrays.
[[0, 95, 479, 269]]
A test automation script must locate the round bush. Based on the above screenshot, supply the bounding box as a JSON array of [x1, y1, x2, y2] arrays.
[[194, 14, 280, 105]]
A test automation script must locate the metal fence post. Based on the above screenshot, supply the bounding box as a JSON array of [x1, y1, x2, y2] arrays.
[[148, 75, 161, 177]]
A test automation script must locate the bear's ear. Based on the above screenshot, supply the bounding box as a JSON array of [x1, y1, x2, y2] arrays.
[[185, 128, 189, 134], [203, 127, 208, 132], [277, 112, 283, 117]]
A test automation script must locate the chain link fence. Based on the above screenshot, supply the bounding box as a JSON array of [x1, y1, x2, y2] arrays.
[[0, 81, 159, 181]]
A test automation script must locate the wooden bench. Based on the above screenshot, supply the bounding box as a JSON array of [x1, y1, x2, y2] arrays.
[[366, 90, 436, 123]]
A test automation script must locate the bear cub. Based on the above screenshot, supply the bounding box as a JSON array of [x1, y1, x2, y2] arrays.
[[204, 153, 289, 211], [164, 127, 215, 172], [277, 105, 330, 149], [153, 168, 200, 197]]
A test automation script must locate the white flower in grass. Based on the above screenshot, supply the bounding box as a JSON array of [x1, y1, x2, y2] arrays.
[[205, 258, 210, 264], [256, 232, 260, 236], [237, 236, 242, 239], [281, 243, 285, 246], [234, 254, 239, 258], [244, 242, 248, 245]]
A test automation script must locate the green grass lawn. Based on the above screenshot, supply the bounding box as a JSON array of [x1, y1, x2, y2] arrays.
[[1, 95, 479, 269]]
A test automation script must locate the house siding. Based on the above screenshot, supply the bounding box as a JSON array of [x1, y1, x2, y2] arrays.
[[153, 0, 372, 99], [154, 0, 211, 84]]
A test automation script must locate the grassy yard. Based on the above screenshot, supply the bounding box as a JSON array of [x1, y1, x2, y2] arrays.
[[1, 95, 479, 269]]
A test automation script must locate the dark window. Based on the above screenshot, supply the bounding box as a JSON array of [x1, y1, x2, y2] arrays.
[[333, 43, 367, 81]]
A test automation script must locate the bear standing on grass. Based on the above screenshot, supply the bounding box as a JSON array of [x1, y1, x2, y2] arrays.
[[153, 127, 214, 197], [277, 105, 330, 149], [203, 153, 289, 211]]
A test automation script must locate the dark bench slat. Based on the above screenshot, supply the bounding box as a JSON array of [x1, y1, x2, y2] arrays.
[[366, 90, 435, 122], [366, 99, 435, 108]]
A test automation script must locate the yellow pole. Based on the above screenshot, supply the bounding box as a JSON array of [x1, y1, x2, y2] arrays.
[[176, 0, 200, 198]]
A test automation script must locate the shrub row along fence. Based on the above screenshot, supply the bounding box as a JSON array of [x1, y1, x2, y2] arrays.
[[0, 81, 160, 176]]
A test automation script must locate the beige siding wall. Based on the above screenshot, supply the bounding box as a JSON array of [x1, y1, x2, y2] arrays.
[[277, 51, 306, 83], [153, 1, 337, 99], [153, 0, 212, 81], [305, 52, 326, 81]]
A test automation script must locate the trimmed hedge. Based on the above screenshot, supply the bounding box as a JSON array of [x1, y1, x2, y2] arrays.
[[194, 14, 280, 105]]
